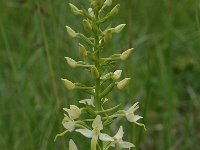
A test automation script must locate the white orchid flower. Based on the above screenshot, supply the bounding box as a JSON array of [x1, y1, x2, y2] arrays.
[[79, 90, 95, 107], [79, 94, 95, 107], [69, 139, 78, 150], [54, 105, 82, 141], [63, 105, 82, 120], [79, 98, 95, 107], [76, 115, 114, 150], [62, 115, 76, 132], [124, 102, 146, 129], [112, 126, 135, 149], [62, 105, 82, 131]]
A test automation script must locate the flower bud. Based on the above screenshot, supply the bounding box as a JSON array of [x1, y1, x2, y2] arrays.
[[113, 24, 126, 33], [88, 8, 95, 17], [120, 48, 133, 60], [79, 43, 87, 57], [69, 3, 83, 15], [61, 78, 76, 90], [91, 67, 99, 79], [117, 78, 131, 90], [100, 72, 114, 80], [112, 70, 122, 80], [90, 0, 104, 12], [65, 57, 77, 68], [109, 4, 120, 16], [104, 30, 112, 43], [66, 26, 77, 38], [82, 19, 92, 31], [104, 0, 112, 7]]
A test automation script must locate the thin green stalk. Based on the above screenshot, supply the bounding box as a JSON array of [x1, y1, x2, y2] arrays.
[[94, 13, 101, 111]]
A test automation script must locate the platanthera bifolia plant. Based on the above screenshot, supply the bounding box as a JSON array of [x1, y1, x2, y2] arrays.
[[55, 0, 146, 149]]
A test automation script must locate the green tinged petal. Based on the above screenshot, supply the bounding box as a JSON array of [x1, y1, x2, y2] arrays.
[[69, 139, 78, 150]]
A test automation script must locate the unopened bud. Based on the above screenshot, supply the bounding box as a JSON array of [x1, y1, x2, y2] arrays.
[[100, 72, 114, 80], [117, 78, 131, 90], [109, 4, 120, 16], [79, 44, 87, 57], [66, 26, 77, 38], [113, 24, 126, 33], [82, 19, 92, 31], [120, 48, 133, 60], [91, 67, 99, 79], [69, 3, 83, 15], [112, 70, 122, 80], [61, 78, 76, 90], [65, 57, 77, 68], [88, 8, 95, 17], [104, 30, 112, 43], [90, 0, 104, 11], [104, 0, 112, 7]]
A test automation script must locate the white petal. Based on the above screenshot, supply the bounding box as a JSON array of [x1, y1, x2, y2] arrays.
[[114, 126, 124, 140], [62, 115, 70, 122], [126, 114, 143, 122], [119, 141, 135, 148], [76, 129, 93, 138], [132, 115, 143, 122], [92, 115, 103, 130], [63, 105, 81, 120], [126, 113, 134, 122], [99, 133, 114, 142], [79, 99, 87, 104], [70, 105, 82, 119], [69, 139, 78, 150], [126, 115, 146, 129], [127, 104, 139, 114], [63, 121, 75, 132], [79, 99, 95, 107]]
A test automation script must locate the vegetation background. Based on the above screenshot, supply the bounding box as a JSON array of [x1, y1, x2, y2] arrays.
[[0, 0, 200, 149]]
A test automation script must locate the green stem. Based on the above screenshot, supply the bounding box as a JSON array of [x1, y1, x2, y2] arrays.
[[94, 11, 101, 111], [117, 144, 122, 150]]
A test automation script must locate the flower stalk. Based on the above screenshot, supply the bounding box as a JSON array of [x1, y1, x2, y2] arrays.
[[55, 0, 146, 149]]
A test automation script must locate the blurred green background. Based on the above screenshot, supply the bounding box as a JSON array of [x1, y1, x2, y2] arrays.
[[0, 0, 200, 149]]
